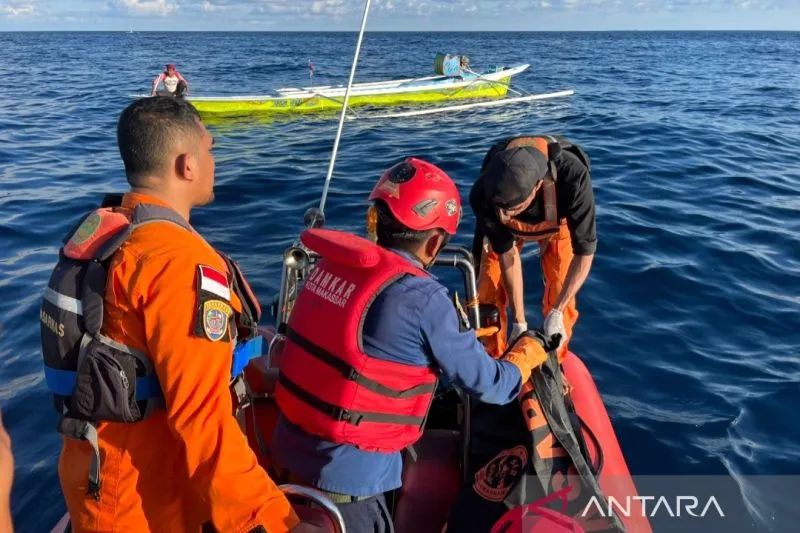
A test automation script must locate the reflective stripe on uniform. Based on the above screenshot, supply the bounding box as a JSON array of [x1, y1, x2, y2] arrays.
[[44, 287, 83, 315]]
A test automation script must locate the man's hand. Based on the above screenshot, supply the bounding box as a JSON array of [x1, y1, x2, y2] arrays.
[[502, 333, 548, 381], [509, 322, 528, 343], [543, 309, 566, 350]]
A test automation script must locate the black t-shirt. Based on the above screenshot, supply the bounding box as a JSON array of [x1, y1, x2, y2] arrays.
[[470, 149, 597, 256]]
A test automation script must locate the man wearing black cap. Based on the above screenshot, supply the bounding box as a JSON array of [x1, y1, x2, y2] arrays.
[[469, 135, 596, 360]]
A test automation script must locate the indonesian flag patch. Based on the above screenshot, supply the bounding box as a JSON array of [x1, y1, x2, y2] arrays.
[[194, 265, 233, 342], [198, 265, 231, 300]]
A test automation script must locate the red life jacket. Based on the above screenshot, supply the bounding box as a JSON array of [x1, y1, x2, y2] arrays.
[[274, 228, 438, 452]]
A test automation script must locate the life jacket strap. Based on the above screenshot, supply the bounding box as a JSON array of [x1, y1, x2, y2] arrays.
[[286, 327, 436, 399], [130, 203, 193, 232], [46, 334, 263, 401], [221, 253, 262, 326], [277, 373, 427, 427], [44, 366, 162, 402], [58, 418, 102, 500]]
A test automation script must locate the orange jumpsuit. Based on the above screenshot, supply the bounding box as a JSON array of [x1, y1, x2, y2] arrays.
[[477, 222, 578, 361], [58, 192, 299, 533]]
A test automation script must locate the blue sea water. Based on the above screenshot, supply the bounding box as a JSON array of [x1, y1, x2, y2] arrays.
[[1, 31, 799, 531]]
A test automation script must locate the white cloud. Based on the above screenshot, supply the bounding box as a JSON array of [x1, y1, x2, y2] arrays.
[[1, 2, 35, 17], [2, 0, 798, 27], [248, 0, 485, 18], [118, 0, 177, 16], [110, 0, 800, 19], [311, 0, 347, 16]]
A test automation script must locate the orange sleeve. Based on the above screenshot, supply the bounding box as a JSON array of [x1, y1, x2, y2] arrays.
[[138, 246, 299, 533]]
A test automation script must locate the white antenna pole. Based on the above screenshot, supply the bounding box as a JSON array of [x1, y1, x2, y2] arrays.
[[318, 0, 372, 215]]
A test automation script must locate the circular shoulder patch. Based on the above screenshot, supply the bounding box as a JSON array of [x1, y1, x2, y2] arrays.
[[71, 212, 101, 246], [203, 299, 232, 342]]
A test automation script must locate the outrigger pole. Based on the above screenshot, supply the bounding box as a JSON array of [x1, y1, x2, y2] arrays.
[[357, 89, 576, 120], [318, 0, 372, 218]]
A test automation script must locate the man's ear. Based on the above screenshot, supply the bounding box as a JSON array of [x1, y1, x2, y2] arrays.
[[175, 152, 194, 182], [425, 231, 444, 258]]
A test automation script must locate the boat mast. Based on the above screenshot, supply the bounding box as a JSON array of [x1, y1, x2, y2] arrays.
[[317, 0, 372, 217]]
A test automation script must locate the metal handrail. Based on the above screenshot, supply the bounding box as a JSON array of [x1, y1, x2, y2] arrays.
[[280, 484, 347, 533]]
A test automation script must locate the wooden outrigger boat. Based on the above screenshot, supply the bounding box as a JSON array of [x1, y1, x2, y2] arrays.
[[187, 64, 532, 116]]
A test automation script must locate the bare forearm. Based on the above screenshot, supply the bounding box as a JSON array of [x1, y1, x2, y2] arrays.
[[553, 253, 594, 312], [500, 247, 526, 323]]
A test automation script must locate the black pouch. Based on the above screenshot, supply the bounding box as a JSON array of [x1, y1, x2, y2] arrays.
[[479, 303, 500, 329], [71, 336, 141, 423]]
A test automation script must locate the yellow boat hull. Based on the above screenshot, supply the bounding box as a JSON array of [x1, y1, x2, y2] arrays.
[[189, 76, 512, 116]]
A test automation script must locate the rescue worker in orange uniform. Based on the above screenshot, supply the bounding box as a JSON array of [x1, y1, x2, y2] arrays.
[[47, 97, 298, 532], [470, 136, 596, 358], [446, 137, 600, 533], [0, 410, 13, 533]]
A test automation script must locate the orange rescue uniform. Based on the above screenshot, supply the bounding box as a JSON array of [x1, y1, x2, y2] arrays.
[[472, 137, 596, 360], [476, 223, 578, 360], [58, 192, 299, 532]]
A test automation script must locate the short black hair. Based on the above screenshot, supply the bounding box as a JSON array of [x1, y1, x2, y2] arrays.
[[117, 96, 203, 186], [374, 201, 440, 251]]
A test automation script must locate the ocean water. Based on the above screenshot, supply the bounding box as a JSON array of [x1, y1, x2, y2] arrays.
[[1, 31, 799, 531]]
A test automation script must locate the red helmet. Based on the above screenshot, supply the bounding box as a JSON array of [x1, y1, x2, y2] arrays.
[[369, 157, 461, 235]]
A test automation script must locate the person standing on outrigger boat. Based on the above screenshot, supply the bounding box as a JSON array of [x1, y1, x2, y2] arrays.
[[151, 63, 188, 97], [470, 135, 596, 359], [270, 158, 551, 532], [41, 97, 299, 532]]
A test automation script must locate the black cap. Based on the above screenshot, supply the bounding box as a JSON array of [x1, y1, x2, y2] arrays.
[[481, 147, 548, 209]]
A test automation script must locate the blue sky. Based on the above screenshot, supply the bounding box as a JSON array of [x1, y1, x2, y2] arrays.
[[1, 0, 799, 31]]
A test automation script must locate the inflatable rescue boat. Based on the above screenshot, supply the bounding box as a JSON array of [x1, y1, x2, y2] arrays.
[[50, 234, 651, 533]]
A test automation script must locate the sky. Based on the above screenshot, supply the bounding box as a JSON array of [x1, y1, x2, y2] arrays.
[[0, 0, 799, 31]]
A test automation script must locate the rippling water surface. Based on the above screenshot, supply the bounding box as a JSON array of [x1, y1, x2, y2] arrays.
[[1, 31, 799, 531]]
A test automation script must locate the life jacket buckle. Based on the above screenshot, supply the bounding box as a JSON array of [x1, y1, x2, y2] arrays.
[[331, 407, 352, 423], [87, 480, 102, 501]]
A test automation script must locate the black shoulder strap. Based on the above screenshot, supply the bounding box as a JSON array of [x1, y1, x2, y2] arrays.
[[220, 252, 262, 337], [131, 203, 193, 232]]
